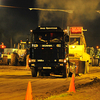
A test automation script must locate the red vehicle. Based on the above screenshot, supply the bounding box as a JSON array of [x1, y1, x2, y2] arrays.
[[0, 43, 7, 64]]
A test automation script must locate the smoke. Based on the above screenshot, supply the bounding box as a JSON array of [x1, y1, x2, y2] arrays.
[[0, 8, 34, 47], [35, 0, 67, 26], [35, 0, 100, 27], [0, 0, 37, 47]]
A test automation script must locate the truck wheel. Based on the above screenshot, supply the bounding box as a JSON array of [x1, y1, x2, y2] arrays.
[[62, 70, 66, 78], [37, 70, 43, 77], [31, 67, 37, 77], [11, 53, 18, 66], [2, 56, 8, 65], [62, 66, 67, 78]]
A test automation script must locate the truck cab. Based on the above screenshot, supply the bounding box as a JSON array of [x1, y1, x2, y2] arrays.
[[68, 27, 90, 75], [29, 26, 69, 77]]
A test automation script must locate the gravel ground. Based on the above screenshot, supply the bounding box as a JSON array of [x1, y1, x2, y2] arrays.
[[0, 65, 100, 100]]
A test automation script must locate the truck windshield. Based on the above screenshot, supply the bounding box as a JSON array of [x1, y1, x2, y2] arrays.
[[34, 32, 63, 43], [70, 38, 80, 45]]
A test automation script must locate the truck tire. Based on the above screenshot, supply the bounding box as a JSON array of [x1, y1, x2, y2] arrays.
[[31, 67, 37, 77], [62, 70, 66, 78], [62, 66, 67, 78], [37, 70, 43, 77], [2, 56, 8, 65], [11, 53, 18, 66]]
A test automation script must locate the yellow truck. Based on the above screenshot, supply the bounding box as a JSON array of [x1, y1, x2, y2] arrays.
[[68, 27, 90, 76]]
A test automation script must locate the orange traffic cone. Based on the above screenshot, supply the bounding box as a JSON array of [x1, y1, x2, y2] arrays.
[[67, 74, 76, 93], [25, 81, 33, 100]]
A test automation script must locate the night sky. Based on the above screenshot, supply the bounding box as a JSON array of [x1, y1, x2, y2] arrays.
[[0, 0, 100, 48]]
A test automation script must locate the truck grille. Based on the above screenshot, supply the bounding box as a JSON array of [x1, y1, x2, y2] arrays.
[[33, 48, 64, 62]]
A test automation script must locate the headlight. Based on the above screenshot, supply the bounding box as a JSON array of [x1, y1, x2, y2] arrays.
[[60, 64, 63, 66], [29, 59, 31, 63], [32, 44, 38, 47], [59, 59, 66, 63], [66, 57, 69, 61], [37, 59, 44, 62], [31, 59, 36, 62], [64, 59, 66, 63], [59, 59, 63, 62], [56, 44, 61, 47], [70, 46, 76, 49]]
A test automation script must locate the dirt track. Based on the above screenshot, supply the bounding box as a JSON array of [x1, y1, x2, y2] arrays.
[[0, 65, 100, 100]]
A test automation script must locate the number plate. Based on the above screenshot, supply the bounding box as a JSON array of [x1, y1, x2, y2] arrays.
[[43, 67, 51, 69], [31, 64, 35, 66]]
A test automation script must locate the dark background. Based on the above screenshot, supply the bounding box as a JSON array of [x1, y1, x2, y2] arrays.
[[0, 0, 100, 48]]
